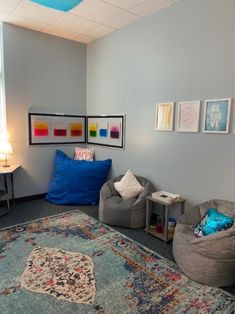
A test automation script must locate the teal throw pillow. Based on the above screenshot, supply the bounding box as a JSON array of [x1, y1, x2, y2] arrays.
[[194, 207, 234, 237]]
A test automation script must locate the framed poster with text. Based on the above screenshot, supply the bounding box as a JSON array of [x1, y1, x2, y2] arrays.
[[203, 99, 231, 133]]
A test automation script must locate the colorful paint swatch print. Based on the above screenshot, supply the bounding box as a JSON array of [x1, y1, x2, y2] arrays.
[[110, 124, 120, 139], [99, 122, 108, 137], [70, 123, 83, 137], [54, 122, 67, 136], [33, 120, 49, 137], [89, 124, 97, 137]]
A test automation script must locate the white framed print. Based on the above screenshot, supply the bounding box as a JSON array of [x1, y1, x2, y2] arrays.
[[203, 98, 231, 133], [155, 102, 174, 131], [177, 101, 201, 133]]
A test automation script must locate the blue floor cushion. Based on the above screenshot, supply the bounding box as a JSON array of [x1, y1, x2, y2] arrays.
[[46, 150, 112, 205]]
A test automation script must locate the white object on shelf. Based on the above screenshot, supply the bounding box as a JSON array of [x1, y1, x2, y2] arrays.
[[151, 191, 180, 204]]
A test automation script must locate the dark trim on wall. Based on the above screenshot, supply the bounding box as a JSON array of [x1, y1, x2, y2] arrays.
[[13, 193, 46, 203], [0, 193, 46, 207]]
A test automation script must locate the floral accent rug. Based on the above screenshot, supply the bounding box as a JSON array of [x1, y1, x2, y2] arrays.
[[21, 247, 95, 304], [0, 210, 234, 314]]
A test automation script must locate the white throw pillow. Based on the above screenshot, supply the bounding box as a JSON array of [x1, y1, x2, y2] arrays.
[[114, 169, 144, 199]]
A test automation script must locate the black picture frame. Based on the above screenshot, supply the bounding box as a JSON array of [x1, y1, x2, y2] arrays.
[[87, 115, 125, 149], [28, 113, 86, 145]]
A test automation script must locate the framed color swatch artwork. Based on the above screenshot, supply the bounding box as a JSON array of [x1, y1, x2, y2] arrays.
[[28, 113, 86, 145], [87, 115, 125, 149]]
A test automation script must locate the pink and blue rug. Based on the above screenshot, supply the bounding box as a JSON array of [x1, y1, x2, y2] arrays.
[[0, 210, 234, 313]]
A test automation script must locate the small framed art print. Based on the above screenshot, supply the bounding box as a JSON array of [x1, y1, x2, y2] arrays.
[[203, 98, 231, 133], [155, 102, 174, 131], [177, 101, 201, 133]]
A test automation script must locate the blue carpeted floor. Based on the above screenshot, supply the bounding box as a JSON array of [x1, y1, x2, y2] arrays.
[[0, 197, 234, 296]]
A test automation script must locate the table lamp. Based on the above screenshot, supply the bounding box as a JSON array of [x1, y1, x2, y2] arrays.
[[0, 141, 13, 167]]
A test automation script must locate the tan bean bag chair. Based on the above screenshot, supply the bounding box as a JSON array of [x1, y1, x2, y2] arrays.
[[173, 199, 235, 287]]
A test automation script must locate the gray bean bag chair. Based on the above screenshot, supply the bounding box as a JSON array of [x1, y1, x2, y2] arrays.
[[99, 175, 153, 228], [173, 199, 235, 287]]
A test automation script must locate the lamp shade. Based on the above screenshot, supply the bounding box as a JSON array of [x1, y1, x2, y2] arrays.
[[0, 141, 12, 155], [30, 0, 84, 12]]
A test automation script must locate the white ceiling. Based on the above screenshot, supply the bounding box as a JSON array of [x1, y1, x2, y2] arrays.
[[0, 0, 179, 44]]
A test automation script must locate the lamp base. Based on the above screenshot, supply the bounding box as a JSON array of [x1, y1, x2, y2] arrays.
[[2, 164, 10, 167]]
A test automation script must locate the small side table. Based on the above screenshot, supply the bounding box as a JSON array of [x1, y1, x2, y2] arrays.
[[145, 195, 185, 242], [0, 164, 21, 216]]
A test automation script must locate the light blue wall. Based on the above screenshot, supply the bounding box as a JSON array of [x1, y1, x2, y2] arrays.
[[3, 24, 86, 197], [87, 0, 235, 207], [3, 0, 235, 206]]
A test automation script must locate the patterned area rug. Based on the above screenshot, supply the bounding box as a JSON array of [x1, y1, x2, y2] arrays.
[[0, 210, 234, 314], [21, 247, 96, 304]]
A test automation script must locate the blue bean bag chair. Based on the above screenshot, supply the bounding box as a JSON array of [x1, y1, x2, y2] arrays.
[[46, 150, 112, 205]]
